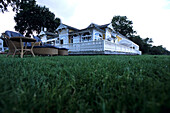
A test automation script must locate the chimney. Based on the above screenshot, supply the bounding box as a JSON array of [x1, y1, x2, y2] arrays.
[[44, 28, 47, 31]]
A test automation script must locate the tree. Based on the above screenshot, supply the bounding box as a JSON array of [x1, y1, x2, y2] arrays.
[[0, 0, 16, 12], [0, 0, 35, 13], [14, 1, 60, 36], [111, 15, 136, 37]]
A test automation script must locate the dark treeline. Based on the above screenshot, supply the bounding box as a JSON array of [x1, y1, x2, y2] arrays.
[[129, 35, 170, 55]]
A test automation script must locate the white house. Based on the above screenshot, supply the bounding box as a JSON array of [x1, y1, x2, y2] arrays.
[[39, 23, 142, 55], [0, 39, 4, 52]]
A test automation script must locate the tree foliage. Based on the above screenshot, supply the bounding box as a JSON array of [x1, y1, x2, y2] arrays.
[[111, 15, 136, 37], [0, 0, 35, 13], [0, 0, 16, 12], [14, 0, 60, 36]]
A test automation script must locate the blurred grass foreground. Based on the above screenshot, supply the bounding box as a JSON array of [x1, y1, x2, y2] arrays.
[[0, 55, 170, 113]]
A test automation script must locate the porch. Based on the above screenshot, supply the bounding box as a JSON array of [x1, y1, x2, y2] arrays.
[[56, 40, 142, 55]]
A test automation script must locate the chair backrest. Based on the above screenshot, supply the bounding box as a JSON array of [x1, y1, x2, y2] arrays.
[[5, 31, 24, 38], [1, 31, 23, 52]]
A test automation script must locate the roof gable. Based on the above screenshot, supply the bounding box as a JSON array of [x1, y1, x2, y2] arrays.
[[56, 23, 79, 31], [39, 31, 58, 37]]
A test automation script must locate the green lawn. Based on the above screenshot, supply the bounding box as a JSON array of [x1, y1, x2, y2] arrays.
[[0, 55, 170, 113]]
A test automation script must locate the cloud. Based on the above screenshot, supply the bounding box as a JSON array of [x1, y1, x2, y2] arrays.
[[0, 8, 16, 33], [37, 0, 78, 22]]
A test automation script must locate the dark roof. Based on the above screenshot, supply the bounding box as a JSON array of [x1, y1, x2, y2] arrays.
[[62, 24, 79, 31], [87, 23, 110, 29], [77, 23, 109, 33], [63, 23, 111, 35], [44, 31, 58, 37], [99, 23, 110, 29]]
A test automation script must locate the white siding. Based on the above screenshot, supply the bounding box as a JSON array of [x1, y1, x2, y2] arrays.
[[60, 29, 68, 35], [105, 28, 114, 43], [0, 39, 4, 52], [73, 36, 80, 43], [41, 35, 47, 43], [59, 35, 68, 44]]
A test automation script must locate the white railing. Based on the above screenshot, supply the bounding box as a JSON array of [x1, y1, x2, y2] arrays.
[[56, 40, 104, 52], [104, 40, 142, 55], [56, 40, 141, 55]]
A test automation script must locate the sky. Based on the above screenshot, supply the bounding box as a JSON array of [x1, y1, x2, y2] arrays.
[[0, 0, 170, 50]]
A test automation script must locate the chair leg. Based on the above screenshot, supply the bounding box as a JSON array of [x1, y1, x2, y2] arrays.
[[31, 50, 35, 57], [6, 53, 9, 57], [12, 50, 16, 57]]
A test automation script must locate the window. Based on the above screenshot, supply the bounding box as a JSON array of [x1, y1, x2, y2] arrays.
[[60, 39, 63, 44], [95, 33, 102, 40], [82, 32, 91, 41], [107, 35, 112, 41], [0, 43, 2, 45]]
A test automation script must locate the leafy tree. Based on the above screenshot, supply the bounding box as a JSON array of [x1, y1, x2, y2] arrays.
[[111, 15, 136, 37], [0, 0, 16, 12], [0, 0, 35, 13], [14, 1, 60, 36]]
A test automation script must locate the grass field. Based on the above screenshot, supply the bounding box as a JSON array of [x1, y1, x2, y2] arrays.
[[0, 55, 170, 113]]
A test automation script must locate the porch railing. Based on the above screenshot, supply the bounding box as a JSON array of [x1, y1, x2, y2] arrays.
[[56, 40, 142, 55]]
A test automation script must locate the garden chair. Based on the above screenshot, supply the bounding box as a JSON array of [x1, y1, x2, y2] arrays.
[[2, 31, 24, 57], [2, 31, 36, 58]]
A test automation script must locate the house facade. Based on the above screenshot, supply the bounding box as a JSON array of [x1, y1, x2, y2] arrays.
[[0, 39, 4, 52], [39, 23, 141, 55]]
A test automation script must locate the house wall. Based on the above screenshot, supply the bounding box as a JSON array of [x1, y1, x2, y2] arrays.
[[59, 35, 68, 44], [105, 28, 114, 43], [60, 29, 68, 35], [73, 36, 80, 43], [0, 39, 4, 52], [41, 35, 47, 43], [58, 29, 69, 44]]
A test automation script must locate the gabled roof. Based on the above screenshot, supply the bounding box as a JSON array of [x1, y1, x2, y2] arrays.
[[77, 23, 108, 33], [39, 31, 58, 38], [99, 23, 110, 28], [62, 24, 79, 31], [56, 23, 79, 31], [57, 23, 116, 35], [44, 31, 58, 37]]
